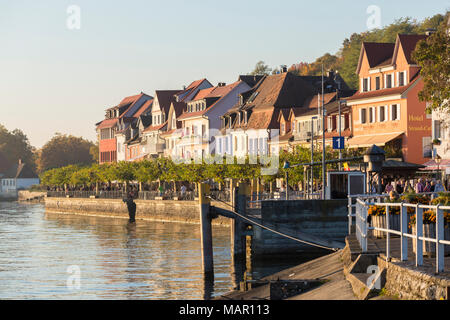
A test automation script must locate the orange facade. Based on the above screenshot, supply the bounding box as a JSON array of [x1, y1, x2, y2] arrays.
[[347, 35, 431, 165]]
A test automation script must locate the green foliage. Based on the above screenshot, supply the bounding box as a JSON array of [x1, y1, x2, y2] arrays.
[[37, 133, 96, 173], [412, 13, 450, 113], [290, 14, 446, 90], [249, 60, 272, 75], [0, 124, 36, 173]]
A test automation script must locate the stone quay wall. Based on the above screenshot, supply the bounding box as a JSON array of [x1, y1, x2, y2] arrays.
[[44, 197, 231, 227], [253, 200, 349, 255], [377, 256, 449, 300]]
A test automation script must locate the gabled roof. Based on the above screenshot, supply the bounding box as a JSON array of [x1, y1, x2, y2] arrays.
[[96, 118, 118, 129], [359, 42, 395, 71], [154, 90, 180, 114], [143, 121, 167, 133], [356, 34, 428, 74], [238, 75, 265, 88], [178, 81, 243, 120], [394, 34, 428, 65]]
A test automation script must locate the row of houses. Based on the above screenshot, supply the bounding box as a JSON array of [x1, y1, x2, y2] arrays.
[[95, 34, 449, 172]]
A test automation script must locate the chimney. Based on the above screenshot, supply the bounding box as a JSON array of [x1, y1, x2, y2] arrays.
[[218, 82, 226, 87]]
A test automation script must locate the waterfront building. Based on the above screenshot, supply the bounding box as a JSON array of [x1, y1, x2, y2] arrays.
[[346, 34, 432, 164], [96, 93, 153, 164], [0, 159, 39, 197], [218, 71, 348, 157], [176, 80, 251, 160]]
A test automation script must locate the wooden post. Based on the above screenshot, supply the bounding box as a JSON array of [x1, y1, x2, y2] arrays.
[[198, 183, 213, 278], [232, 182, 250, 259]]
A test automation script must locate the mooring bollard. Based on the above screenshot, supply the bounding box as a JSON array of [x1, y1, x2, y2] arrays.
[[198, 183, 214, 278]]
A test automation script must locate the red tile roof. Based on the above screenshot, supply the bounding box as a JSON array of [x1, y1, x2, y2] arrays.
[[143, 121, 167, 133], [96, 118, 118, 129], [178, 81, 243, 120], [396, 34, 428, 64]]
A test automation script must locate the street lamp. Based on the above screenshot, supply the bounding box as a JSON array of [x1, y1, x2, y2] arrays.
[[435, 154, 442, 179]]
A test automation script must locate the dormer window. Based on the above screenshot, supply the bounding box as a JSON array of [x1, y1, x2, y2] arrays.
[[398, 71, 405, 86], [385, 74, 392, 88]]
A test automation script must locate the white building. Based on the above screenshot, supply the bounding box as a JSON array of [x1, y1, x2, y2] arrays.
[[0, 160, 39, 197]]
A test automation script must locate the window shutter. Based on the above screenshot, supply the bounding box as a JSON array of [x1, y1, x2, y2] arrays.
[[359, 108, 362, 124], [404, 71, 407, 85], [361, 78, 364, 92], [396, 104, 401, 120], [384, 105, 388, 122], [395, 72, 399, 87], [368, 78, 371, 91]]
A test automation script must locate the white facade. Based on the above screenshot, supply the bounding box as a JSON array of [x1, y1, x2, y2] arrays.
[[177, 81, 251, 160], [431, 109, 450, 160]]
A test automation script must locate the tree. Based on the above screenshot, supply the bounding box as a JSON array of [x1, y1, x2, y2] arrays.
[[249, 61, 272, 75], [37, 133, 96, 173], [0, 124, 36, 172], [412, 13, 450, 113]]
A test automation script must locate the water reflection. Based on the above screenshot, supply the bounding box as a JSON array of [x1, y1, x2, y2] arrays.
[[0, 202, 307, 299]]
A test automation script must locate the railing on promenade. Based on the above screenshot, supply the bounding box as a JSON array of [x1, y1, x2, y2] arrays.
[[354, 196, 450, 273], [46, 190, 200, 201], [347, 192, 448, 235], [246, 191, 322, 209]]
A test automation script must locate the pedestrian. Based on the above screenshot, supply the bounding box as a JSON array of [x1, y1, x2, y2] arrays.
[[123, 191, 137, 223], [396, 179, 404, 195], [423, 180, 432, 193], [415, 178, 424, 193], [434, 180, 445, 192], [385, 182, 394, 194]]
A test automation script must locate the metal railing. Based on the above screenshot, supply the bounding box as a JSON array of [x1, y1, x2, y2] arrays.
[[347, 191, 448, 235], [246, 191, 322, 209], [47, 190, 199, 201], [354, 197, 450, 273]]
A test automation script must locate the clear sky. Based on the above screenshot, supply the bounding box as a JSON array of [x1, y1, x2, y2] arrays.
[[0, 0, 448, 148]]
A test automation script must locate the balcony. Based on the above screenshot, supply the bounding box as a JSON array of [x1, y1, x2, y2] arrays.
[[146, 143, 165, 155]]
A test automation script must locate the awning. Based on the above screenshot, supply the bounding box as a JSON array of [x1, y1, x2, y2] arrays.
[[420, 159, 450, 171], [347, 132, 404, 148]]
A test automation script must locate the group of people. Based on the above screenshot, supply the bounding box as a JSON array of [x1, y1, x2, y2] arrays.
[[381, 177, 447, 196]]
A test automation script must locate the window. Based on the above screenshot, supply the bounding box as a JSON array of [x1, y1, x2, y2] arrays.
[[281, 123, 285, 134], [360, 108, 367, 124], [375, 77, 381, 90], [369, 107, 375, 123], [379, 106, 386, 122], [363, 78, 369, 92], [100, 129, 111, 140], [386, 74, 392, 88], [433, 120, 442, 139], [391, 104, 400, 121], [398, 72, 405, 86], [423, 137, 432, 158]]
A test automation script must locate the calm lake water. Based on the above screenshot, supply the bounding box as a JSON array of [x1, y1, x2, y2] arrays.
[[0, 202, 306, 300]]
